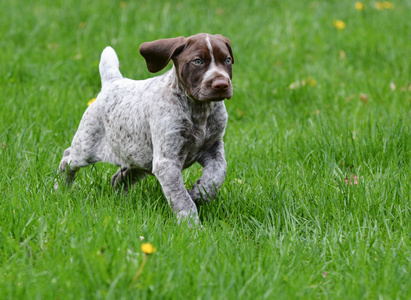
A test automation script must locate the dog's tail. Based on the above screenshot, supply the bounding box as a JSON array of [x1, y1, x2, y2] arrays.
[[99, 46, 123, 86]]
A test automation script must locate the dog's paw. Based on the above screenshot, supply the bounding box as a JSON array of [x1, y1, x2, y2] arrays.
[[110, 168, 122, 188], [177, 208, 201, 228], [188, 188, 212, 206], [111, 167, 129, 192]]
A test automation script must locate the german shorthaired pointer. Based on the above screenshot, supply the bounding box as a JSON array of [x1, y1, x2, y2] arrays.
[[55, 33, 234, 225]]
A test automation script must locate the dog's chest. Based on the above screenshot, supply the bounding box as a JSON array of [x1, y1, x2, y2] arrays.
[[188, 120, 209, 152], [183, 123, 214, 167], [183, 103, 227, 166]]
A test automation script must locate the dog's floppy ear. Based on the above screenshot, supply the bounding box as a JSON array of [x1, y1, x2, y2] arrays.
[[139, 36, 186, 73], [215, 34, 235, 64]]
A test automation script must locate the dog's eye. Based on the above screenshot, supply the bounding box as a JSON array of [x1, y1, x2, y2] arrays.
[[193, 59, 203, 66], [225, 57, 232, 65]]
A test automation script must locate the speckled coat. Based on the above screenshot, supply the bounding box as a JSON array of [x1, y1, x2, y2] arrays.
[[55, 33, 234, 225]]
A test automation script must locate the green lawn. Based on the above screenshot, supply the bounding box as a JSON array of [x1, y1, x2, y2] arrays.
[[1, 0, 410, 299]]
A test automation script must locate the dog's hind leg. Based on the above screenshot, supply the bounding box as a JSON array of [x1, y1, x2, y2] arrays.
[[111, 167, 147, 193], [54, 147, 81, 189], [54, 145, 102, 190], [54, 101, 109, 191]]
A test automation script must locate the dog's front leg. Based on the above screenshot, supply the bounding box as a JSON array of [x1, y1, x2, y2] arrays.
[[189, 140, 227, 204], [153, 158, 199, 226]]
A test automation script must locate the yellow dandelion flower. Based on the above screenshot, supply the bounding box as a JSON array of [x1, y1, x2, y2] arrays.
[[382, 1, 393, 9], [375, 2, 383, 10], [87, 98, 96, 106], [333, 20, 346, 30], [306, 76, 317, 87], [355, 2, 364, 10], [141, 243, 156, 254]]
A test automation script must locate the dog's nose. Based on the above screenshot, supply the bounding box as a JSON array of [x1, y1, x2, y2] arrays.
[[212, 79, 229, 91]]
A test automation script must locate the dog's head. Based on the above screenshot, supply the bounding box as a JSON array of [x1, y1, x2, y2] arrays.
[[139, 33, 234, 102]]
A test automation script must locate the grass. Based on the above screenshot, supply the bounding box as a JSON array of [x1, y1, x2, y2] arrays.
[[1, 0, 410, 298]]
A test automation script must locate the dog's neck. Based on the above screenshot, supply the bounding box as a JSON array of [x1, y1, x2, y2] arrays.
[[167, 66, 216, 126]]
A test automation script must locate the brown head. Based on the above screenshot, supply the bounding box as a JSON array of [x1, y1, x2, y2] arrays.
[[139, 33, 234, 102]]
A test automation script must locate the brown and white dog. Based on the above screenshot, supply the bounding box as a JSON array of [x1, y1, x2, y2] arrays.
[[55, 33, 234, 225]]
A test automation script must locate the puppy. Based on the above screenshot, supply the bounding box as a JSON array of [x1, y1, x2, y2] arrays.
[[55, 33, 234, 225]]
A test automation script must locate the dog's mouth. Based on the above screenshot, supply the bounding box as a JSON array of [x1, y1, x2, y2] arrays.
[[209, 95, 231, 102], [209, 90, 233, 101], [191, 95, 230, 102], [184, 82, 233, 102], [190, 90, 233, 102]]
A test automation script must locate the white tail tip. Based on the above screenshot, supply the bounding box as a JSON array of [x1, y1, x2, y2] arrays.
[[99, 46, 122, 85]]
